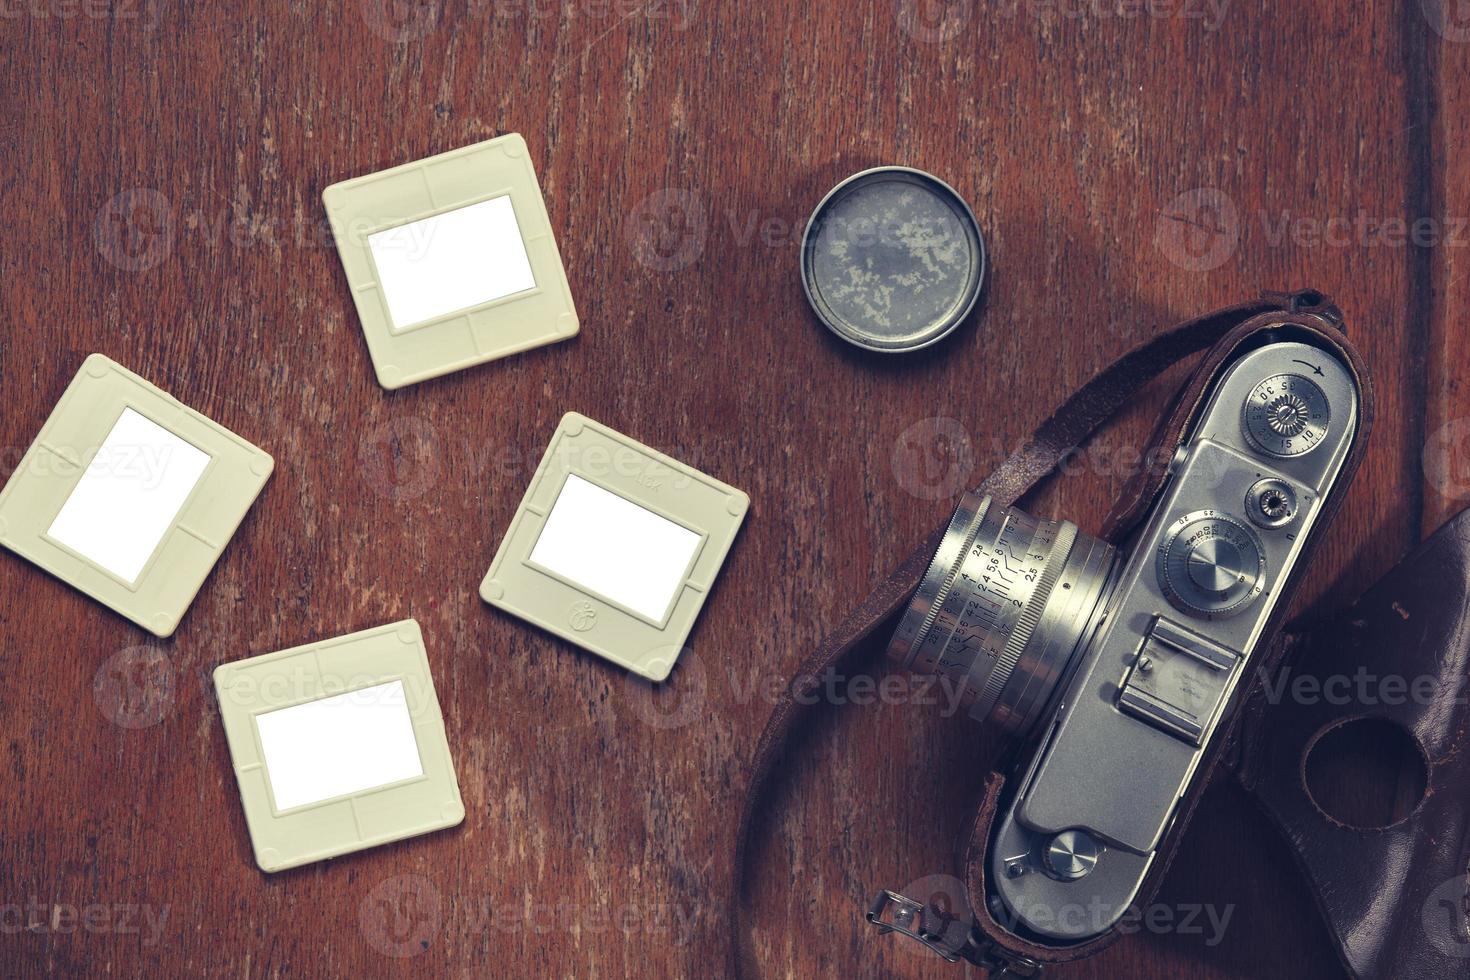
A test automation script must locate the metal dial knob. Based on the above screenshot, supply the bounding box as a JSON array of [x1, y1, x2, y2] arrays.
[[1245, 478, 1299, 529], [1243, 374, 1331, 457], [1043, 830, 1102, 881], [1156, 510, 1267, 619]]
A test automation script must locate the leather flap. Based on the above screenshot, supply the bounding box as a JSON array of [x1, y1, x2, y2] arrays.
[[1240, 508, 1470, 979]]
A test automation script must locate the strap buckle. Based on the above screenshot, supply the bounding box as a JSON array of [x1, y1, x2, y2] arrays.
[[866, 890, 1043, 977], [867, 890, 965, 962]]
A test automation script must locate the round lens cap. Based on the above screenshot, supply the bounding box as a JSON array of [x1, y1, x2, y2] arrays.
[[800, 166, 986, 353]]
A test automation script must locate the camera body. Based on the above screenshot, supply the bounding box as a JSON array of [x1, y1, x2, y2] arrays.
[[887, 334, 1359, 944]]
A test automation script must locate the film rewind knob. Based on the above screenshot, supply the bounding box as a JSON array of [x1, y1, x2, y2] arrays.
[[1043, 830, 1101, 881]]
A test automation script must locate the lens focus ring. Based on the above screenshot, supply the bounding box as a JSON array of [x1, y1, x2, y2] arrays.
[[888, 493, 1117, 740], [975, 519, 1077, 720]]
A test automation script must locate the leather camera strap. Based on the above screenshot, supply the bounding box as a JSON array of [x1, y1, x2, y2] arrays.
[[729, 291, 1341, 977]]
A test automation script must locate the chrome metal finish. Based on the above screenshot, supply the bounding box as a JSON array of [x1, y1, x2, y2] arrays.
[[866, 890, 965, 963], [1243, 373, 1330, 457], [886, 494, 1117, 740], [866, 891, 1044, 976], [887, 490, 991, 673], [1117, 618, 1240, 745], [801, 167, 986, 353], [1043, 831, 1101, 881], [988, 341, 1357, 943], [1245, 478, 1298, 529], [886, 337, 1360, 949], [1156, 510, 1266, 619]]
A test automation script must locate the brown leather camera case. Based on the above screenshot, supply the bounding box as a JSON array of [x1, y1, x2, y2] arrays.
[[1234, 506, 1470, 980]]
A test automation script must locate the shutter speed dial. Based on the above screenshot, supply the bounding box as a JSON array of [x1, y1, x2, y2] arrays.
[[1243, 374, 1330, 457], [1156, 510, 1266, 619]]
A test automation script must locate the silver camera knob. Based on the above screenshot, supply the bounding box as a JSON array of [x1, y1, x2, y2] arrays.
[[1242, 373, 1330, 457], [1156, 510, 1267, 620], [1043, 830, 1101, 881], [1245, 478, 1298, 529]]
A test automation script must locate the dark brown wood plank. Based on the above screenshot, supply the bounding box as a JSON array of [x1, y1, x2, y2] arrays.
[[1420, 3, 1470, 538], [0, 3, 1433, 978]]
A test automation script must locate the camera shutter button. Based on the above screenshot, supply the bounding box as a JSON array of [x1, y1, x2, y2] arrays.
[[1245, 478, 1299, 529]]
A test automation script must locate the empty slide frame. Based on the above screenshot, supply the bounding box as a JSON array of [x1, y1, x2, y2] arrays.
[[214, 620, 464, 873], [0, 355, 273, 637], [323, 132, 579, 389], [480, 413, 749, 681]]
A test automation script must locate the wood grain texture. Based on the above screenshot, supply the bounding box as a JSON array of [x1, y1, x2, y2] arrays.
[[0, 2, 1456, 977]]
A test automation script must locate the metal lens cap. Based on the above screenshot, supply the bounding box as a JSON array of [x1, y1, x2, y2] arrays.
[[801, 166, 985, 353]]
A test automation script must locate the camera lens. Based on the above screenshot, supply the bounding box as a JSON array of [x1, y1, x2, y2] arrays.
[[888, 492, 1117, 740]]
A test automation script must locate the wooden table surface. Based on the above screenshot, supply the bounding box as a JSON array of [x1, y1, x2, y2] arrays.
[[4, 2, 1469, 977]]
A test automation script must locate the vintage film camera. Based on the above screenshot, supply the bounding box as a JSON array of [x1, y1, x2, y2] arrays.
[[884, 334, 1359, 946]]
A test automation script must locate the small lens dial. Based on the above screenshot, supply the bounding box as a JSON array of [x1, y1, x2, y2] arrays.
[[1243, 374, 1330, 457]]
